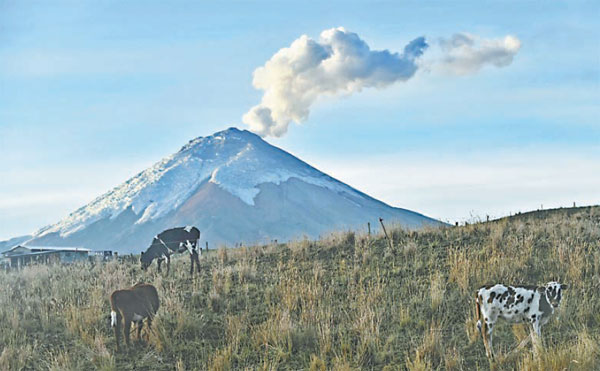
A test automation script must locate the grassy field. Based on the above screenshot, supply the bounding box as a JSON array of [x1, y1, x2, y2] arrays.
[[1, 206, 599, 370]]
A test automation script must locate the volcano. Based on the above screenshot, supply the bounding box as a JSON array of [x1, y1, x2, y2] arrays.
[[25, 128, 442, 252]]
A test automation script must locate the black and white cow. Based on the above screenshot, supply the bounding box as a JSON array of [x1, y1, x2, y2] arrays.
[[475, 281, 568, 358], [140, 226, 201, 275]]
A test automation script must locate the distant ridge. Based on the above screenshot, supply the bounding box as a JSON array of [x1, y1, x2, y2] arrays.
[[492, 205, 599, 222]]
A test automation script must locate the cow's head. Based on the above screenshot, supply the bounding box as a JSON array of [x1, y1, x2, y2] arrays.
[[140, 251, 151, 271], [545, 281, 568, 308]]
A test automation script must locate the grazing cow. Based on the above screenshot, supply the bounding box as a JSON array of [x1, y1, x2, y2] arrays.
[[475, 281, 568, 359], [110, 283, 159, 351], [140, 226, 201, 275]]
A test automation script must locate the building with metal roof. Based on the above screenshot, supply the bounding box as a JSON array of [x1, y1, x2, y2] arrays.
[[1, 245, 90, 269]]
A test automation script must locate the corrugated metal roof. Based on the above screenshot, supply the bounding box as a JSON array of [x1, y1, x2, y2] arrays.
[[1, 245, 90, 255], [5, 250, 89, 258], [27, 246, 90, 252]]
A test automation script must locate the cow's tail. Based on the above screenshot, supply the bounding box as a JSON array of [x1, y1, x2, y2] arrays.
[[110, 293, 118, 327], [475, 290, 482, 333]]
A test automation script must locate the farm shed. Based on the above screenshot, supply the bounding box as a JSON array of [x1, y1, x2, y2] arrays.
[[90, 250, 114, 262], [0, 245, 90, 269]]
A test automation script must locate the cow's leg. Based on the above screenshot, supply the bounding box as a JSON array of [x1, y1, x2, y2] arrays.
[[136, 320, 144, 341], [146, 316, 153, 341], [481, 318, 495, 359], [534, 320, 542, 338], [123, 315, 133, 349], [531, 318, 542, 353], [475, 299, 482, 334], [113, 311, 122, 351], [487, 322, 494, 357], [481, 319, 490, 358]]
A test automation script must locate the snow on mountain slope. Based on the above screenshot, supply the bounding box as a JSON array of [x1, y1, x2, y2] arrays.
[[28, 127, 442, 252]]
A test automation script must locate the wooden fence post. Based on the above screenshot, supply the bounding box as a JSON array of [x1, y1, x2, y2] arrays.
[[379, 217, 393, 251]]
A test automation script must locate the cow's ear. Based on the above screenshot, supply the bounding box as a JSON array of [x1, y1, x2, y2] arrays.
[[561, 284, 568, 290]]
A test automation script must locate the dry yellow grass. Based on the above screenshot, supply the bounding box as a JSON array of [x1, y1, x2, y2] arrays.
[[0, 206, 598, 370]]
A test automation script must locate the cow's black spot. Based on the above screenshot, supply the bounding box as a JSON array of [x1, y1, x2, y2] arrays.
[[516, 295, 524, 304], [506, 295, 515, 306], [524, 307, 530, 313], [527, 296, 533, 304], [488, 292, 496, 303]]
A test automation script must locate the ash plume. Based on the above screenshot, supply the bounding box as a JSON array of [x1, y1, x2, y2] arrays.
[[243, 27, 428, 137], [243, 28, 521, 137]]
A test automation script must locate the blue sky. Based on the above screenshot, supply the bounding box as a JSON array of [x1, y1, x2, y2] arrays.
[[1, 0, 599, 239]]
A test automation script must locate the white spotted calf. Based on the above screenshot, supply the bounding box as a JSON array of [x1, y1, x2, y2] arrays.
[[475, 282, 567, 358]]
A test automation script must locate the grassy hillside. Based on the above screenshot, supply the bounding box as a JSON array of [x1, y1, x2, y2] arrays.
[[1, 206, 599, 370]]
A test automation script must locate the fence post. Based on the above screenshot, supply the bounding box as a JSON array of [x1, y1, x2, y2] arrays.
[[379, 218, 393, 251], [367, 222, 371, 236]]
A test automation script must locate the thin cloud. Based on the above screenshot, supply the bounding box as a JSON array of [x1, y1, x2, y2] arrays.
[[435, 33, 521, 75]]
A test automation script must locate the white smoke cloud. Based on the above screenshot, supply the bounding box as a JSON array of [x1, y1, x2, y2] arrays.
[[243, 27, 428, 137], [243, 28, 522, 137], [436, 33, 521, 75]]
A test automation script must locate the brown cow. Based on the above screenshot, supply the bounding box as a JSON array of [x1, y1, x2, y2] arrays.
[[110, 283, 159, 350]]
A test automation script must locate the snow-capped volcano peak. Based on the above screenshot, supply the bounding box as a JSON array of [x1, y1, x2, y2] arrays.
[[36, 127, 354, 238], [30, 127, 440, 251]]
